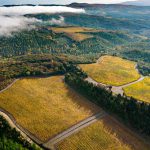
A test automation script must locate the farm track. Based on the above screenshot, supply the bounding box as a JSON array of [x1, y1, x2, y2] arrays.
[[0, 79, 19, 94], [0, 105, 106, 150], [86, 75, 145, 96], [86, 57, 146, 95], [43, 111, 107, 150], [0, 76, 106, 150], [0, 108, 43, 145]]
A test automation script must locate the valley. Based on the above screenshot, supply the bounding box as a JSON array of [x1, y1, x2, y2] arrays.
[[0, 3, 150, 150]]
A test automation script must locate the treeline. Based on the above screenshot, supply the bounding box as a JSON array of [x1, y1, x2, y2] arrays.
[[0, 54, 91, 91], [65, 71, 150, 136], [0, 54, 67, 91], [0, 116, 40, 150], [0, 26, 135, 58], [0, 25, 149, 75]]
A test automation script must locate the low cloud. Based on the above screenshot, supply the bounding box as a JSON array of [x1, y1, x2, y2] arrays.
[[0, 6, 85, 16], [47, 16, 65, 26], [0, 16, 41, 36], [0, 6, 85, 37]]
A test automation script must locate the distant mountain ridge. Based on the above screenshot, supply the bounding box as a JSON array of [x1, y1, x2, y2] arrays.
[[1, 2, 150, 8], [122, 0, 150, 6], [68, 2, 150, 8]]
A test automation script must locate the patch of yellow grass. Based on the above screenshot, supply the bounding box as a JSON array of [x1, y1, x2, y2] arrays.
[[124, 77, 150, 103], [56, 120, 131, 150], [0, 76, 101, 141], [66, 33, 93, 41], [49, 26, 96, 41], [49, 26, 98, 33], [80, 55, 141, 86]]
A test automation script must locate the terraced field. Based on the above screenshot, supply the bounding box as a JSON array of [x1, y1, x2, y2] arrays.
[[0, 76, 101, 141], [124, 77, 150, 103], [49, 26, 96, 41], [80, 55, 141, 86], [57, 115, 150, 150]]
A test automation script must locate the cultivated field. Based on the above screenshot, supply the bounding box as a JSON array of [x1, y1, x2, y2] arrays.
[[124, 77, 150, 103], [0, 76, 101, 141], [49, 26, 98, 33], [57, 116, 150, 150], [80, 55, 141, 86], [57, 120, 131, 150], [49, 26, 96, 41], [66, 33, 93, 41]]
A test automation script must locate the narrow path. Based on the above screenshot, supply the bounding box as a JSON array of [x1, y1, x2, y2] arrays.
[[93, 56, 146, 95], [0, 79, 19, 94], [111, 76, 145, 95], [0, 108, 43, 145], [0, 110, 33, 144], [0, 76, 106, 150], [86, 76, 145, 96], [0, 79, 43, 146], [43, 111, 107, 150]]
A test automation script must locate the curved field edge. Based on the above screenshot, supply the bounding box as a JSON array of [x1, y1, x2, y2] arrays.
[[0, 76, 101, 141], [80, 55, 141, 86], [123, 77, 150, 103]]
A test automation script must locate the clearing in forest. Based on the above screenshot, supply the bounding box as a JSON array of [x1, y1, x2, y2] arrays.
[[0, 76, 101, 141], [80, 55, 141, 86], [57, 115, 150, 150], [49, 26, 96, 41], [124, 77, 150, 103]]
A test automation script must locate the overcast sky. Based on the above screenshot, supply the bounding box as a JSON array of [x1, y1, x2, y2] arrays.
[[0, 0, 137, 5]]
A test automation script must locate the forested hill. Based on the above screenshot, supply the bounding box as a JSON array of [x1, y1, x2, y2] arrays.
[[0, 27, 136, 57]]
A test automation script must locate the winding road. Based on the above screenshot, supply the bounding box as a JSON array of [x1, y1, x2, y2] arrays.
[[0, 108, 43, 145], [86, 75, 145, 96], [0, 77, 106, 150], [86, 57, 146, 96], [0, 79, 19, 94]]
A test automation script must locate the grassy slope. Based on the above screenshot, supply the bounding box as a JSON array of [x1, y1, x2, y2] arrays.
[[0, 76, 101, 141], [80, 55, 140, 86], [124, 77, 150, 103]]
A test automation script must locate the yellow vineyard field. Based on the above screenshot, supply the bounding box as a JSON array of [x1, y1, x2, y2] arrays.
[[80, 55, 140, 86], [0, 76, 101, 141]]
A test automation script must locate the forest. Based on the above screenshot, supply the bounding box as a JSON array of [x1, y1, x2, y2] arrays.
[[0, 26, 149, 75], [65, 68, 150, 136]]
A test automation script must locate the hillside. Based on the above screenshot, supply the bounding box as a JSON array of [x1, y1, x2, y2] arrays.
[[0, 4, 150, 149]]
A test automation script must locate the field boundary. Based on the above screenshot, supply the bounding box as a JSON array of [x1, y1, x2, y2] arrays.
[[0, 108, 43, 145], [85, 57, 146, 96], [43, 111, 107, 150]]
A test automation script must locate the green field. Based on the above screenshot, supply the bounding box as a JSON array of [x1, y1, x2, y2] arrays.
[[80, 55, 141, 86], [124, 77, 150, 103], [0, 76, 101, 141]]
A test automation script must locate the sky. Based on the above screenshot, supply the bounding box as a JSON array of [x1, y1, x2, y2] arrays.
[[0, 0, 137, 5]]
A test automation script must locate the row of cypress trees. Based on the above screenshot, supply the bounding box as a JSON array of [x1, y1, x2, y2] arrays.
[[65, 71, 150, 136]]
